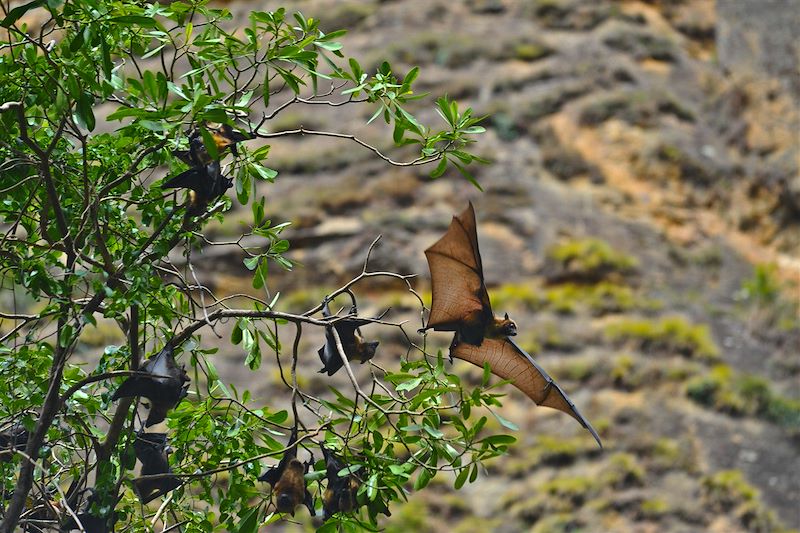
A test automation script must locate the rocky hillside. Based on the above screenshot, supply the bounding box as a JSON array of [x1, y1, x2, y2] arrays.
[[149, 0, 799, 531]]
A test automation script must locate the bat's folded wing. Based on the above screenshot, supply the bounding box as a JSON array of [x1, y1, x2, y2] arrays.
[[451, 337, 602, 447]]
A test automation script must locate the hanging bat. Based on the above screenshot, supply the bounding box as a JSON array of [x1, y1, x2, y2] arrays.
[[258, 427, 315, 516], [132, 432, 181, 504], [161, 159, 233, 215], [111, 345, 190, 427], [321, 446, 360, 519], [173, 124, 251, 166], [60, 489, 116, 533], [423, 202, 602, 447], [317, 299, 383, 376], [0, 424, 28, 463]]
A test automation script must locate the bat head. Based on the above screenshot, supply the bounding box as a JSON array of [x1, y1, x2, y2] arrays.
[[357, 341, 380, 363], [498, 313, 517, 337]]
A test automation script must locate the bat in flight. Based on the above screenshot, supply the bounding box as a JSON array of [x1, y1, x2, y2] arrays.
[[317, 299, 383, 376], [111, 345, 190, 427], [321, 446, 360, 519], [258, 427, 315, 516], [132, 432, 182, 504], [422, 202, 602, 447]]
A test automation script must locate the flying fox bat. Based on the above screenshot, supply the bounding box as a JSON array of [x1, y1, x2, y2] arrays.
[[317, 299, 383, 376], [0, 424, 28, 463], [60, 489, 116, 533], [423, 202, 602, 447], [321, 446, 360, 519], [173, 124, 251, 166], [133, 432, 181, 504], [111, 345, 190, 427], [162, 159, 232, 214], [258, 428, 315, 516]]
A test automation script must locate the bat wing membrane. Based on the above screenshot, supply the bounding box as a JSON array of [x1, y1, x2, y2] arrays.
[[451, 337, 601, 447], [425, 202, 492, 330]]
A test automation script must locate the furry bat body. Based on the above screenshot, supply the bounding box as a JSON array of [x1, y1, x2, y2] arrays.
[[133, 432, 181, 504], [317, 299, 381, 376], [321, 446, 360, 519], [60, 489, 116, 533], [258, 428, 315, 516], [423, 203, 602, 447], [0, 424, 28, 463], [112, 345, 190, 427]]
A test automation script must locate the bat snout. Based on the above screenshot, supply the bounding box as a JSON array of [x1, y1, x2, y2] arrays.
[[277, 493, 296, 513]]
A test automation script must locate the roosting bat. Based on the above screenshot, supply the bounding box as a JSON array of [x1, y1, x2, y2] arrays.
[[133, 432, 181, 504], [161, 159, 232, 214], [0, 423, 28, 463], [111, 345, 190, 427], [173, 124, 250, 166], [423, 203, 602, 447], [317, 299, 382, 376], [321, 446, 360, 519], [258, 428, 315, 516], [60, 489, 116, 533]]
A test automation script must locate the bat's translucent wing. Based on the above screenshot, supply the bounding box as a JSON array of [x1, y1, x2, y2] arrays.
[[424, 202, 492, 330], [451, 337, 602, 447]]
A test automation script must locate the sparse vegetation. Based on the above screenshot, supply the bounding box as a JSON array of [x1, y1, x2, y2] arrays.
[[687, 365, 800, 430], [604, 316, 720, 360], [547, 238, 639, 283]]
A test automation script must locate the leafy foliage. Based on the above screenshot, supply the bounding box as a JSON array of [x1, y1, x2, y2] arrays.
[[0, 1, 503, 531]]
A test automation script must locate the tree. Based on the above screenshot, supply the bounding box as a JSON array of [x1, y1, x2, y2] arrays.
[[0, 1, 510, 531]]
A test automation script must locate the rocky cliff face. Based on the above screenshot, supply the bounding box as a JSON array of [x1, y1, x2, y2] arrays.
[[194, 0, 799, 530]]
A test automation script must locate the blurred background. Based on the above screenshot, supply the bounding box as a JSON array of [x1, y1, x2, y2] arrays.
[[71, 0, 800, 531]]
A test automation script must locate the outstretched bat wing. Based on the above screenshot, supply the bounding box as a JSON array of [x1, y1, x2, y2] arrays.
[[424, 203, 492, 340], [451, 337, 602, 447]]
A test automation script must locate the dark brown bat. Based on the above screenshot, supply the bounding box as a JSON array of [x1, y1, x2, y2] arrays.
[[132, 432, 181, 504], [321, 446, 360, 519], [317, 299, 382, 376], [0, 424, 28, 463], [162, 159, 232, 215], [60, 489, 116, 533], [111, 345, 190, 427], [258, 428, 315, 516], [423, 202, 602, 447], [173, 124, 251, 166]]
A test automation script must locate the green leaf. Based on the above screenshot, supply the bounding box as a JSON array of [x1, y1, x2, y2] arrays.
[[73, 92, 95, 132], [1, 0, 45, 29], [429, 158, 447, 179], [235, 507, 259, 533], [109, 15, 158, 28]]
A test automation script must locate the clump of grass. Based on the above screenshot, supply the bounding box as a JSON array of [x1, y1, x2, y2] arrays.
[[489, 283, 544, 312], [600, 453, 645, 489], [736, 263, 799, 332], [277, 286, 333, 313], [687, 365, 800, 430], [638, 498, 670, 519], [604, 316, 720, 360], [540, 476, 597, 505], [547, 238, 638, 283], [533, 435, 587, 466], [513, 41, 553, 62], [531, 513, 584, 533], [610, 354, 638, 390]]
